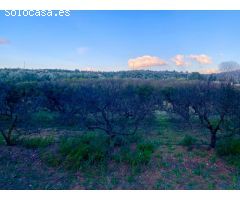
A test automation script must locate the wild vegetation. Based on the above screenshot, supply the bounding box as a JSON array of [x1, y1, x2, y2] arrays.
[[0, 68, 240, 189]]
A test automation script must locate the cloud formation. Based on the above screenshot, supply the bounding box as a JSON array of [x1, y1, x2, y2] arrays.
[[0, 38, 10, 45], [172, 54, 187, 66], [128, 55, 166, 70], [128, 53, 213, 70], [189, 54, 212, 65]]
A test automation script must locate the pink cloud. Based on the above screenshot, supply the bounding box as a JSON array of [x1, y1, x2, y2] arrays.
[[128, 55, 166, 70], [189, 54, 212, 65], [172, 54, 187, 66], [0, 38, 10, 45]]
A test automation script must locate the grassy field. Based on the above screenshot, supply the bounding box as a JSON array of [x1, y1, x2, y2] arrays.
[[0, 112, 239, 189]]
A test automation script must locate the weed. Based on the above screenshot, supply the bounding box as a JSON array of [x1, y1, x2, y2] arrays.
[[180, 135, 196, 147], [193, 163, 205, 176], [59, 133, 109, 170], [216, 138, 240, 156], [32, 111, 57, 124], [111, 135, 128, 147], [137, 142, 155, 153], [224, 155, 240, 168], [0, 134, 4, 145], [41, 151, 62, 167], [111, 177, 119, 186], [20, 136, 54, 149], [127, 175, 135, 183], [210, 154, 217, 163], [115, 142, 155, 167], [207, 182, 216, 190], [173, 168, 181, 178]]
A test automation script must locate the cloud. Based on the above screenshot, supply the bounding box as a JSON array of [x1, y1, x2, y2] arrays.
[[77, 47, 88, 55], [198, 68, 219, 74], [0, 38, 10, 45], [128, 55, 166, 70], [189, 54, 212, 65], [172, 54, 187, 66]]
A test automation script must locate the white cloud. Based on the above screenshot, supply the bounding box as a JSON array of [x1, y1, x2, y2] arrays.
[[189, 54, 212, 65], [128, 55, 166, 70]]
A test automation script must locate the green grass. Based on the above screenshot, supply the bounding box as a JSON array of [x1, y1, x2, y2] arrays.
[[1, 111, 239, 189], [224, 155, 240, 168], [180, 135, 196, 147], [114, 141, 155, 167], [0, 134, 5, 145], [217, 138, 240, 156], [20, 136, 54, 149], [216, 138, 240, 168], [31, 111, 57, 124], [59, 133, 110, 170], [40, 151, 62, 167]]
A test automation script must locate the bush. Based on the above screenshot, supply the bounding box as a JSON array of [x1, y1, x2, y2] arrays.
[[111, 135, 128, 147], [216, 138, 240, 156], [31, 111, 58, 126], [21, 136, 54, 149], [180, 135, 196, 147], [137, 142, 155, 153], [0, 134, 4, 145], [115, 142, 155, 166], [59, 133, 110, 170], [41, 151, 62, 167]]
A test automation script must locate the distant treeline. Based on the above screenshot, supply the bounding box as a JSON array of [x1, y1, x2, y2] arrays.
[[0, 68, 207, 82], [1, 68, 240, 83]]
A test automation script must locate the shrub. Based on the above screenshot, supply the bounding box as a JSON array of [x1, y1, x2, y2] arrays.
[[0, 134, 4, 145], [137, 142, 155, 153], [216, 138, 240, 156], [21, 136, 54, 149], [41, 151, 62, 167], [115, 142, 155, 166], [59, 133, 110, 170], [111, 135, 128, 147], [180, 135, 196, 147], [31, 111, 58, 126], [224, 155, 240, 168]]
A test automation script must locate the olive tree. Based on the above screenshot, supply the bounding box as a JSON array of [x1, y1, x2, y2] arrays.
[[41, 80, 158, 138], [0, 82, 34, 145], [162, 84, 193, 122], [189, 82, 236, 148], [81, 80, 157, 138]]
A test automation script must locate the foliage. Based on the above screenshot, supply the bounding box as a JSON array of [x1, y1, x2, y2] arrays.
[[114, 142, 155, 166], [216, 138, 240, 156], [59, 133, 110, 170], [31, 111, 57, 125], [0, 134, 5, 145], [40, 151, 62, 167], [20, 136, 54, 149], [180, 135, 196, 147]]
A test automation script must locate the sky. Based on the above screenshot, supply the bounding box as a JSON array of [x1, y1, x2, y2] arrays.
[[0, 10, 240, 73]]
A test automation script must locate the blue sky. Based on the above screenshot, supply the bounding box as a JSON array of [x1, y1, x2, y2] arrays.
[[0, 10, 240, 72]]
